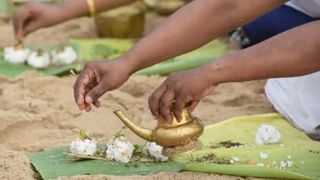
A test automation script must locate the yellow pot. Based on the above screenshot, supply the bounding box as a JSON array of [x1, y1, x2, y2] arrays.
[[153, 0, 186, 15], [94, 3, 145, 38]]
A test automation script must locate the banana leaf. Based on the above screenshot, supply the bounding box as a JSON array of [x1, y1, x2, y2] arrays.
[[0, 0, 13, 15], [28, 147, 184, 180], [69, 39, 228, 75], [0, 39, 133, 77], [29, 114, 319, 179], [173, 113, 320, 180], [137, 40, 228, 75], [68, 38, 135, 62], [0, 52, 76, 77]]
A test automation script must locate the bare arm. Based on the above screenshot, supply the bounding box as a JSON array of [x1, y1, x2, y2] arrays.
[[73, 0, 288, 112], [148, 20, 320, 121], [58, 0, 137, 21], [123, 0, 286, 73], [205, 20, 320, 84]]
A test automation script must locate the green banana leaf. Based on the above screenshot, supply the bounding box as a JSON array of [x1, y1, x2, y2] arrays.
[[0, 0, 13, 15], [173, 113, 320, 180], [68, 38, 135, 62], [29, 114, 319, 179], [0, 52, 76, 77], [28, 147, 184, 180], [0, 38, 133, 77], [137, 40, 228, 75], [69, 38, 228, 75]]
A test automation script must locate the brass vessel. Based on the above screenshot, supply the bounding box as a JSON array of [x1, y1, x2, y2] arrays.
[[95, 2, 145, 38], [113, 109, 204, 147]]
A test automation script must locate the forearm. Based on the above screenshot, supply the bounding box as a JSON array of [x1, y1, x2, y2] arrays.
[[205, 20, 320, 84], [56, 0, 137, 22], [123, 0, 285, 73]]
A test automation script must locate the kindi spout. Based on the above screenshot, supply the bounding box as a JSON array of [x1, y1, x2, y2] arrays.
[[113, 110, 153, 141]]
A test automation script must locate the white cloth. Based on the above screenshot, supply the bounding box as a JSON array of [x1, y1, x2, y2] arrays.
[[265, 71, 320, 134], [286, 0, 320, 18]]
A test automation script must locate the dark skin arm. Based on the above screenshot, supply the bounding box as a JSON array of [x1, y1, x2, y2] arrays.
[[13, 0, 137, 40], [74, 0, 285, 112], [124, 0, 286, 71], [205, 21, 320, 83], [153, 20, 320, 122]]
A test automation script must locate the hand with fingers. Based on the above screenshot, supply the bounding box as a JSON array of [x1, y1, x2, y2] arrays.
[[13, 2, 66, 41], [149, 68, 215, 123], [73, 60, 132, 111]]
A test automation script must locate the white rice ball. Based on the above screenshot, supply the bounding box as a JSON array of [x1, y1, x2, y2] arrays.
[[105, 136, 134, 163], [4, 46, 30, 64], [27, 51, 50, 68], [255, 124, 281, 145], [69, 138, 97, 156], [145, 142, 168, 161], [51, 46, 77, 65]]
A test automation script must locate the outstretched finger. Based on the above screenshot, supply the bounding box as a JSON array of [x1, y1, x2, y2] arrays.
[[159, 88, 175, 123], [13, 10, 29, 41], [85, 80, 110, 105], [173, 95, 190, 122], [149, 83, 167, 118], [92, 99, 101, 108], [73, 70, 92, 110]]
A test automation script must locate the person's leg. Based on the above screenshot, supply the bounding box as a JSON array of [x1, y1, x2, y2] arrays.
[[242, 5, 318, 47]]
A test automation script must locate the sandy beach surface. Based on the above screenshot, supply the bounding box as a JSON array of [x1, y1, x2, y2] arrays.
[[0, 16, 274, 180]]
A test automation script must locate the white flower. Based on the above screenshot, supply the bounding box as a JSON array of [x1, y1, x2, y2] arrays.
[[105, 136, 134, 163], [27, 50, 50, 68], [69, 138, 97, 156], [145, 141, 168, 162], [255, 124, 281, 145], [4, 46, 30, 64], [51, 46, 77, 65]]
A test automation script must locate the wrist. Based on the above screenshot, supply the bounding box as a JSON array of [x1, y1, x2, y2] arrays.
[[199, 60, 228, 86], [115, 55, 141, 76]]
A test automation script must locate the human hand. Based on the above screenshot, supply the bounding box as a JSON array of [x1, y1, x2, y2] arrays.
[[73, 60, 132, 111], [13, 2, 66, 40], [149, 68, 215, 123]]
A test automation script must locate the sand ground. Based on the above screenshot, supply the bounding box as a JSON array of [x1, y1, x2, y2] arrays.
[[0, 15, 274, 180]]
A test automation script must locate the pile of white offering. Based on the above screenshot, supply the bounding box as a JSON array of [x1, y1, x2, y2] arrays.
[[255, 124, 281, 145], [69, 131, 168, 164], [3, 44, 77, 68], [70, 138, 97, 156], [105, 136, 134, 163], [144, 142, 169, 162]]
